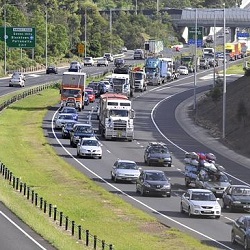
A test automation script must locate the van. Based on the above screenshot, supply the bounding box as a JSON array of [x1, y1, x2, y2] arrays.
[[133, 49, 144, 60]]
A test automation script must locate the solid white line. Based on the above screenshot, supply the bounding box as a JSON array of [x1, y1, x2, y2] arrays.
[[51, 110, 233, 250], [0, 211, 47, 250]]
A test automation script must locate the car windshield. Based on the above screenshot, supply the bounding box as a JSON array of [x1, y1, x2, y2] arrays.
[[145, 172, 167, 181], [179, 66, 187, 69], [62, 108, 77, 114], [86, 90, 94, 95], [149, 147, 169, 154], [117, 162, 138, 170], [233, 187, 250, 196], [58, 114, 73, 120], [65, 122, 76, 128], [191, 192, 216, 201], [62, 89, 81, 98], [81, 140, 98, 146], [208, 174, 228, 182], [109, 109, 128, 117], [76, 126, 93, 133]]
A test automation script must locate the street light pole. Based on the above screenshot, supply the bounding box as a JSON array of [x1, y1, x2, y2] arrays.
[[135, 0, 137, 15], [213, 11, 216, 88], [45, 5, 48, 69], [110, 9, 112, 53], [222, 3, 226, 139], [4, 0, 7, 75], [84, 8, 87, 58], [193, 8, 197, 110]]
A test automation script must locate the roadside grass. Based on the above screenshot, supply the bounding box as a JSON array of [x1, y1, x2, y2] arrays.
[[0, 89, 218, 250], [226, 62, 245, 75]]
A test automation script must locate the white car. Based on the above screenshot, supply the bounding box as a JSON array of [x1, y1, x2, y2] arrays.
[[177, 66, 189, 75], [54, 113, 75, 129], [99, 80, 112, 92], [111, 159, 141, 183], [9, 75, 25, 87], [84, 57, 94, 66], [77, 137, 102, 159], [180, 189, 221, 219], [97, 58, 109, 67]]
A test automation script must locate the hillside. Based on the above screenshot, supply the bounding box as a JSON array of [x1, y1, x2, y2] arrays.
[[189, 75, 250, 158]]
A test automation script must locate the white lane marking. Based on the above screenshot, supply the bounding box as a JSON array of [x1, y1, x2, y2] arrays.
[[106, 150, 111, 154], [28, 74, 41, 77], [51, 111, 234, 250], [0, 211, 47, 250]]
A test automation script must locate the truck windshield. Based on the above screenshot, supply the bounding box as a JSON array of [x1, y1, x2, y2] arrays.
[[113, 78, 126, 85], [109, 109, 128, 117], [62, 89, 81, 98], [135, 73, 143, 80], [145, 68, 157, 73]]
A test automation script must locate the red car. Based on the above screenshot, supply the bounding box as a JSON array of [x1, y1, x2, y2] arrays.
[[85, 88, 96, 103]]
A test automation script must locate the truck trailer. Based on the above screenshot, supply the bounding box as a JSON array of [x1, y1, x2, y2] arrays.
[[144, 39, 164, 57], [225, 42, 240, 60], [98, 93, 135, 141], [60, 72, 86, 111]]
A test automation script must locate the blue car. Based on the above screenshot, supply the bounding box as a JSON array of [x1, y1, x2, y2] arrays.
[[59, 107, 79, 121]]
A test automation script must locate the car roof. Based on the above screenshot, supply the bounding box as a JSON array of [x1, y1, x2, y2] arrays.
[[58, 113, 74, 116], [188, 189, 212, 193], [142, 169, 165, 174], [81, 137, 98, 141], [230, 184, 250, 188], [117, 159, 136, 164], [73, 122, 92, 127]]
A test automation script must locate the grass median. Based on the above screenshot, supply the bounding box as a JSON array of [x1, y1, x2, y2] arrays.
[[0, 88, 217, 250]]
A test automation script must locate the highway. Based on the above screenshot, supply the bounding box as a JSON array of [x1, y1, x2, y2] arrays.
[[0, 52, 248, 250]]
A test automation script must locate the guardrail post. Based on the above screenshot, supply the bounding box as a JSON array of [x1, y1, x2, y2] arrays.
[[19, 182, 23, 193], [71, 221, 75, 236], [40, 197, 43, 210], [78, 225, 81, 240], [102, 240, 105, 250], [65, 216, 68, 231], [35, 193, 38, 206], [9, 172, 12, 184], [27, 187, 30, 200], [12, 176, 15, 188], [44, 200, 47, 213], [53, 207, 57, 221], [109, 244, 113, 250], [49, 204, 52, 217], [23, 183, 26, 196], [86, 230, 89, 246], [31, 190, 34, 203], [16, 177, 19, 190], [94, 235, 97, 249], [59, 212, 63, 226]]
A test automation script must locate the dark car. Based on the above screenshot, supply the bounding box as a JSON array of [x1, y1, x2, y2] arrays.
[[222, 185, 250, 212], [84, 92, 89, 106], [70, 124, 95, 147], [46, 65, 58, 74], [88, 82, 100, 97], [61, 120, 78, 139], [144, 142, 172, 167], [136, 170, 171, 197], [114, 58, 125, 68], [231, 215, 250, 249]]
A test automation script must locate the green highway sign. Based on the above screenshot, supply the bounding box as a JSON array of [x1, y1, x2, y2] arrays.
[[188, 26, 203, 40], [0, 27, 36, 48]]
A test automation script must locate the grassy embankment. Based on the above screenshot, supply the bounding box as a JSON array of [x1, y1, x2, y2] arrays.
[[0, 85, 218, 249]]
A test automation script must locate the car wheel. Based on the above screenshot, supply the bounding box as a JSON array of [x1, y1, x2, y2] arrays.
[[215, 215, 220, 219], [229, 202, 235, 212], [135, 184, 139, 193], [140, 187, 145, 196], [180, 203, 185, 213], [222, 199, 227, 209], [188, 207, 193, 217], [244, 237, 250, 250], [77, 151, 80, 157], [147, 159, 151, 166], [231, 231, 236, 244], [114, 176, 118, 183], [98, 156, 102, 159], [167, 192, 171, 197], [168, 163, 171, 167]]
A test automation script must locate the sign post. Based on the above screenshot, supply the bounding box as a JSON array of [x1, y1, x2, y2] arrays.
[[188, 26, 203, 47]]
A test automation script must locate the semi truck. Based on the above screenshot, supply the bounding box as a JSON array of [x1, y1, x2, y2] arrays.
[[98, 93, 135, 141], [110, 73, 130, 98], [225, 42, 241, 60], [129, 67, 147, 92], [144, 39, 164, 57], [159, 58, 180, 81], [60, 72, 86, 111], [145, 57, 169, 85]]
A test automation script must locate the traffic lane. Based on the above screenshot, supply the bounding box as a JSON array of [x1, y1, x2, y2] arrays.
[[0, 202, 56, 250], [154, 84, 250, 184]]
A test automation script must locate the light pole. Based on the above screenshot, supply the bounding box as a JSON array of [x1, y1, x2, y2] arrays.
[[4, 0, 7, 75], [84, 8, 87, 58], [193, 8, 197, 110], [213, 10, 217, 88], [110, 9, 112, 53], [45, 5, 48, 69], [135, 0, 137, 15], [222, 3, 226, 139]]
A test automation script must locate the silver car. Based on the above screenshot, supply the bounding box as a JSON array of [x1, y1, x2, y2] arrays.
[[9, 75, 25, 87], [180, 189, 221, 219], [54, 113, 75, 129], [111, 160, 141, 183]]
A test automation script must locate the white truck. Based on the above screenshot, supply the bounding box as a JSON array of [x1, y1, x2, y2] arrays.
[[110, 73, 130, 98], [129, 67, 147, 92], [159, 58, 179, 81], [144, 39, 164, 57], [98, 93, 135, 141]]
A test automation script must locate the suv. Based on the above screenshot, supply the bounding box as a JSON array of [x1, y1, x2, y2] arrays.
[[70, 123, 95, 147], [199, 58, 210, 70], [134, 49, 144, 59], [68, 61, 82, 72], [144, 142, 172, 167], [103, 53, 114, 62], [114, 58, 125, 68], [84, 57, 94, 66]]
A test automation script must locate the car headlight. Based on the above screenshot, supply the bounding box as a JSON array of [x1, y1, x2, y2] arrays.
[[164, 157, 171, 161], [64, 129, 68, 133], [193, 204, 200, 208], [215, 205, 221, 209], [144, 182, 151, 188], [80, 148, 88, 153], [74, 136, 80, 140], [163, 184, 171, 188]]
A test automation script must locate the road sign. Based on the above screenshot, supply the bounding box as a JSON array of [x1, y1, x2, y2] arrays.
[[188, 39, 203, 47], [188, 26, 203, 42], [78, 43, 84, 54], [237, 32, 249, 39], [0, 27, 36, 48]]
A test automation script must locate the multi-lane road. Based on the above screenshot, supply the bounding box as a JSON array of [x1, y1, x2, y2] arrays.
[[1, 54, 249, 250]]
